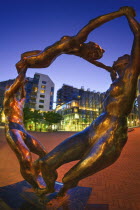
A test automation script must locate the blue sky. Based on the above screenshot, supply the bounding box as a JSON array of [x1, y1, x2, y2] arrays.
[[1, 0, 140, 102]]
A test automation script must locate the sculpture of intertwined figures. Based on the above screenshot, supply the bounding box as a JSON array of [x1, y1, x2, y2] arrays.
[[4, 6, 139, 203]]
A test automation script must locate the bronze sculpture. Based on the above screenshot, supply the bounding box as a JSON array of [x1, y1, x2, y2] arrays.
[[4, 5, 139, 204], [3, 67, 47, 194], [16, 7, 134, 75], [35, 7, 138, 197]]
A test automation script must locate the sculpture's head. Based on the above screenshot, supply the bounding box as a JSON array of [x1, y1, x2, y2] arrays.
[[80, 42, 105, 60], [113, 54, 130, 76]]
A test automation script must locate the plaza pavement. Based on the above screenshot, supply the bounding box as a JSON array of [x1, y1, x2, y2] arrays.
[[0, 127, 140, 210]]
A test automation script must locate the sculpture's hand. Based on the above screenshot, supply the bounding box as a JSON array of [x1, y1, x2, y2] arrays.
[[119, 6, 136, 17], [110, 70, 117, 81], [105, 66, 113, 73], [16, 58, 28, 74]]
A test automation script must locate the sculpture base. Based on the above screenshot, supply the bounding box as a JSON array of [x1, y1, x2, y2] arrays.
[[0, 176, 92, 209]]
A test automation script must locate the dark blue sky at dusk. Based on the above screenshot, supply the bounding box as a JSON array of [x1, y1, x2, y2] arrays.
[[1, 0, 140, 102]]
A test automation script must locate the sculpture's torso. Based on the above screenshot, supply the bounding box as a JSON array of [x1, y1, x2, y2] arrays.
[[103, 66, 137, 117], [86, 66, 138, 159], [3, 95, 25, 125]]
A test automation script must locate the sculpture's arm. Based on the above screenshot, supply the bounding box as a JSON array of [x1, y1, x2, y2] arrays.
[[6, 67, 27, 97], [82, 57, 113, 72], [20, 86, 26, 99], [88, 60, 117, 81], [125, 15, 140, 75], [20, 80, 27, 99], [75, 7, 134, 43], [85, 59, 117, 81]]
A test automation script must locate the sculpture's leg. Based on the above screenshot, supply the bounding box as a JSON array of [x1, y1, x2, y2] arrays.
[[39, 129, 90, 193], [25, 134, 47, 157], [58, 135, 120, 196], [6, 129, 40, 189], [23, 134, 47, 176]]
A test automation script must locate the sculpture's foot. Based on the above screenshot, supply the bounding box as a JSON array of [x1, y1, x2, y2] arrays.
[[34, 187, 55, 197], [33, 159, 40, 177], [34, 187, 48, 197], [47, 193, 69, 208]]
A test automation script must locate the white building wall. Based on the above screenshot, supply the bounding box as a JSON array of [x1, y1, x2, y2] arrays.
[[35, 73, 54, 111]]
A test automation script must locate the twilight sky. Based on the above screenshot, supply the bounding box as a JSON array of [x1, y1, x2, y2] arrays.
[[1, 0, 140, 103]]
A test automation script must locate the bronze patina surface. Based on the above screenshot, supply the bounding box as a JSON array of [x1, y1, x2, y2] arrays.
[[37, 7, 138, 197], [4, 6, 139, 201], [3, 68, 47, 194]]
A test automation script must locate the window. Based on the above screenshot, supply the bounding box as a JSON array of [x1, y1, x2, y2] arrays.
[[39, 105, 44, 108], [40, 94, 45, 98], [41, 85, 46, 89], [34, 74, 40, 79], [42, 81, 46, 84], [32, 87, 38, 92], [49, 106, 53, 110], [50, 91, 53, 96], [51, 87, 54, 92], [50, 95, 53, 100], [74, 108, 78, 113], [34, 74, 40, 84], [40, 90, 45, 93], [39, 100, 44, 103]]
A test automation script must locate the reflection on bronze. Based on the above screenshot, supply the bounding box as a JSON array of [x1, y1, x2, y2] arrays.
[[3, 67, 47, 193], [4, 6, 139, 200], [37, 7, 138, 197]]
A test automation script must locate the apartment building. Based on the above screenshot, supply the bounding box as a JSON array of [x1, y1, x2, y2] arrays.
[[56, 84, 140, 131], [0, 73, 54, 112], [30, 73, 54, 111], [56, 85, 105, 131]]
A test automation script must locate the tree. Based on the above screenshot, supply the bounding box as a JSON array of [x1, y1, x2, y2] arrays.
[[32, 110, 43, 131], [43, 111, 63, 131], [23, 108, 43, 130], [23, 107, 34, 126]]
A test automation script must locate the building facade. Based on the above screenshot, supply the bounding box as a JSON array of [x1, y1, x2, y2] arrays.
[[0, 73, 54, 112], [56, 84, 140, 131], [56, 85, 105, 131], [29, 73, 54, 111]]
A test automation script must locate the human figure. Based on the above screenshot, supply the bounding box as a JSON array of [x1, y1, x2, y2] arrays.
[[3, 67, 47, 194], [36, 7, 139, 197], [15, 7, 134, 76]]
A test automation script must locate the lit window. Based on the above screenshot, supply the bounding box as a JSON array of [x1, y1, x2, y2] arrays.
[[50, 91, 53, 96], [74, 108, 78, 113], [41, 85, 46, 89], [39, 100, 44, 103], [40, 90, 45, 93], [42, 81, 46, 84], [39, 105, 44, 108], [40, 94, 45, 98], [32, 87, 38, 92]]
